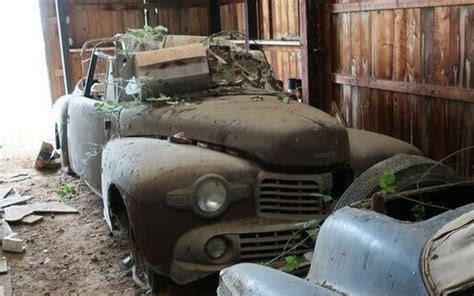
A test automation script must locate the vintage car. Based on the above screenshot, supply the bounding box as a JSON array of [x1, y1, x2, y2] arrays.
[[218, 182, 474, 296], [53, 31, 461, 292]]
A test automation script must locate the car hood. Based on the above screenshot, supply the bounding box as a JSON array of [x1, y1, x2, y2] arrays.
[[118, 95, 349, 167]]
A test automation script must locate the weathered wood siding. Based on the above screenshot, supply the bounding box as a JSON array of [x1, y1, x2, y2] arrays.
[[40, 0, 65, 101], [263, 45, 302, 83], [147, 0, 209, 35], [41, 0, 211, 102], [327, 1, 474, 177], [217, 0, 302, 85], [219, 0, 246, 33]]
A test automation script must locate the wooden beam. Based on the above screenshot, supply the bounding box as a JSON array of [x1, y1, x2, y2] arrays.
[[55, 0, 73, 94], [331, 74, 474, 103], [218, 0, 244, 5], [245, 0, 258, 39], [209, 0, 221, 34], [331, 0, 474, 14], [70, 1, 208, 12], [300, 0, 323, 106]]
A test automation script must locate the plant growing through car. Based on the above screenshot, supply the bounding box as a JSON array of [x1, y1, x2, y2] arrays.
[[127, 25, 168, 40], [94, 100, 139, 119], [284, 255, 300, 272], [378, 172, 398, 195]]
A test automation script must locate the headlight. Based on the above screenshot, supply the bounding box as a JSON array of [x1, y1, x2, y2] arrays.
[[205, 237, 227, 259], [196, 178, 228, 213]]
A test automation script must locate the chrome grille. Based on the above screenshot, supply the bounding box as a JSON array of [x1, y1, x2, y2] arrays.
[[239, 229, 313, 261], [258, 173, 330, 218]]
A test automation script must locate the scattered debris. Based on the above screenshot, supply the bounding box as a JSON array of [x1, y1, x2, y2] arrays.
[[330, 101, 349, 127], [278, 93, 294, 104], [91, 254, 99, 263], [34, 142, 61, 171], [121, 25, 168, 53], [122, 256, 133, 268], [29, 202, 78, 214], [2, 234, 26, 253], [0, 173, 30, 184], [0, 271, 12, 296], [169, 132, 193, 145], [303, 252, 313, 262], [1, 220, 13, 240], [0, 187, 13, 199], [250, 95, 264, 101], [34, 142, 56, 170], [4, 202, 78, 222], [21, 215, 43, 225], [0, 195, 33, 209], [4, 206, 33, 222], [0, 257, 7, 274]]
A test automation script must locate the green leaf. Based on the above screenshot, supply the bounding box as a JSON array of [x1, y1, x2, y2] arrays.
[[378, 172, 398, 195], [56, 183, 76, 199], [284, 255, 300, 272]]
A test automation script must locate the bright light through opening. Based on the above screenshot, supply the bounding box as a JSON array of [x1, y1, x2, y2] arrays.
[[0, 1, 54, 152]]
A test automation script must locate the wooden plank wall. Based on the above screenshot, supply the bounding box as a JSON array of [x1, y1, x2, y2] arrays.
[[147, 0, 209, 35], [327, 1, 474, 178], [68, 0, 145, 85], [41, 0, 211, 102], [263, 45, 302, 83], [39, 0, 65, 102], [219, 0, 246, 33], [42, 0, 302, 100], [218, 0, 302, 85]]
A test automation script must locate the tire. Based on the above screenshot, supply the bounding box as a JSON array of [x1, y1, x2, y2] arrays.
[[333, 154, 462, 211], [147, 267, 169, 293], [55, 124, 61, 149], [128, 220, 169, 293], [114, 197, 169, 293]]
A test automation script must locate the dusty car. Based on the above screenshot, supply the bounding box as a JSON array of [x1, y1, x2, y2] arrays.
[[218, 182, 474, 296], [53, 30, 461, 291]]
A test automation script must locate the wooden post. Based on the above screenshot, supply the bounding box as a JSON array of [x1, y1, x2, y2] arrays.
[[209, 0, 221, 34], [55, 0, 73, 94], [299, 0, 322, 106], [245, 0, 259, 39]]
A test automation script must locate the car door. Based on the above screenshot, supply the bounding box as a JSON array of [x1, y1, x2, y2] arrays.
[[68, 53, 115, 195]]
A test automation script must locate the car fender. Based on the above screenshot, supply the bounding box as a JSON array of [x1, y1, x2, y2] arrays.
[[307, 204, 474, 295], [101, 137, 259, 269], [347, 128, 422, 176]]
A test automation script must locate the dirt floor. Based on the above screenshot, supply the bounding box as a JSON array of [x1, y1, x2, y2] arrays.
[[0, 135, 218, 295], [0, 140, 142, 295]]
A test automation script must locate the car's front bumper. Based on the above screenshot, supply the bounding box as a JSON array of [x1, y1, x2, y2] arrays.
[[168, 217, 320, 285]]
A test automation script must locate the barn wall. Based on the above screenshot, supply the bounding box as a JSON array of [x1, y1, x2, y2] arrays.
[[40, 0, 211, 102], [218, 0, 302, 85], [147, 0, 210, 35], [326, 1, 474, 178], [40, 0, 63, 101]]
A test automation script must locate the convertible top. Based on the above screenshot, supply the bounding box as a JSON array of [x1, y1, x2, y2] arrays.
[[423, 210, 474, 295]]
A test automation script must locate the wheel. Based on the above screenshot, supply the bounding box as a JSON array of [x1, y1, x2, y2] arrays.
[[333, 154, 462, 211], [147, 266, 169, 293], [54, 124, 61, 149], [114, 200, 169, 293], [128, 219, 169, 293]]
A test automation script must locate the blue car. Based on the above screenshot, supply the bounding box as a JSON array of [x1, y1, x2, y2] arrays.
[[218, 182, 474, 296]]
